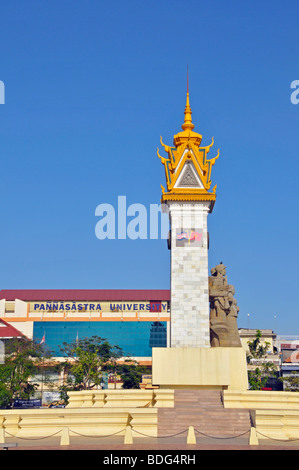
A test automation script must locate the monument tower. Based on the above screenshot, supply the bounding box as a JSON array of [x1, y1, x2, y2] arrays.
[[157, 79, 219, 349], [152, 79, 248, 390]]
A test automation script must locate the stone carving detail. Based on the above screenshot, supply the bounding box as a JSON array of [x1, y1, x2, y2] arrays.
[[179, 162, 200, 187], [209, 263, 242, 347]]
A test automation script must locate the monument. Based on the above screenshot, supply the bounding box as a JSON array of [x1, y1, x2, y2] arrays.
[[152, 81, 248, 390], [209, 262, 242, 348]]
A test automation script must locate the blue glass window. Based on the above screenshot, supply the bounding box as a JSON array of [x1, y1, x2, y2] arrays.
[[33, 321, 167, 357]]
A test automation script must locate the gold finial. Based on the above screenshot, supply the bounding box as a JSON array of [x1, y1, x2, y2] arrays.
[[181, 65, 195, 132]]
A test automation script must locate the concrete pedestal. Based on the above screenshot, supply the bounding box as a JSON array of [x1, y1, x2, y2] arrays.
[[152, 347, 248, 391]]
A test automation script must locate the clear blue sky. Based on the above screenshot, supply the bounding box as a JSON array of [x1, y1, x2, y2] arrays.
[[0, 0, 298, 335]]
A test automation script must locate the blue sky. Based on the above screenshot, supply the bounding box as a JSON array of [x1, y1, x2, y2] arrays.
[[0, 0, 298, 335]]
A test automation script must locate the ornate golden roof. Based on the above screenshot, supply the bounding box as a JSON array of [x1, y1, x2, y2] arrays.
[[157, 82, 219, 209]]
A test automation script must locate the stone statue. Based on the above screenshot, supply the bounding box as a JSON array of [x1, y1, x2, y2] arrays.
[[209, 263, 242, 347]]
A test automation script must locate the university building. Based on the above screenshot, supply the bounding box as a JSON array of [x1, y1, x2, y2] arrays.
[[0, 289, 170, 365]]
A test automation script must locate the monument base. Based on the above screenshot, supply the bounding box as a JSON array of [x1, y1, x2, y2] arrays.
[[152, 347, 248, 391]]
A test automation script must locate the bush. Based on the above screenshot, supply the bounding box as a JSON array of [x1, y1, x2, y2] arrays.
[[0, 383, 12, 409]]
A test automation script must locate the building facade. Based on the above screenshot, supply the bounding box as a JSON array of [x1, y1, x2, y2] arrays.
[[0, 289, 170, 364]]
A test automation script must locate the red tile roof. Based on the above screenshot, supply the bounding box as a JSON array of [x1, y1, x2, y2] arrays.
[[0, 289, 170, 302], [0, 318, 26, 338]]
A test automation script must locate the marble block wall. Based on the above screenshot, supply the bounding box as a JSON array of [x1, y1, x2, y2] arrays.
[[168, 201, 211, 348]]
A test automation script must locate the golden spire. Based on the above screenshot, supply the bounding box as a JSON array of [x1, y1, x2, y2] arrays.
[[181, 66, 195, 132], [173, 68, 202, 147], [158, 73, 219, 210]]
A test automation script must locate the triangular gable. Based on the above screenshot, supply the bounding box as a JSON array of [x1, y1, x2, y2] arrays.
[[0, 318, 26, 338], [168, 144, 207, 191], [174, 161, 204, 189]]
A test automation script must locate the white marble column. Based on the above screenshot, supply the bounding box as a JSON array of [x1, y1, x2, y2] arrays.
[[168, 201, 211, 348]]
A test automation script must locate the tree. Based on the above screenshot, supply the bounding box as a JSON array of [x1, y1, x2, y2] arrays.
[[119, 361, 149, 389], [248, 363, 278, 390], [247, 329, 270, 360], [247, 330, 278, 390], [0, 383, 11, 409], [58, 336, 124, 391], [102, 358, 149, 389], [58, 336, 149, 393], [0, 337, 46, 408]]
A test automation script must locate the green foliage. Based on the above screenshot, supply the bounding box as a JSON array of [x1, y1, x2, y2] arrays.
[[280, 372, 299, 391], [58, 336, 124, 391], [247, 330, 277, 390], [248, 363, 277, 390], [0, 383, 12, 409], [0, 334, 153, 408], [102, 359, 149, 389], [59, 336, 148, 392], [247, 329, 270, 360], [120, 362, 149, 389], [0, 337, 46, 408]]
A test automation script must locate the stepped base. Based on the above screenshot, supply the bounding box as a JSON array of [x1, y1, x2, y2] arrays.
[[158, 389, 251, 439]]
